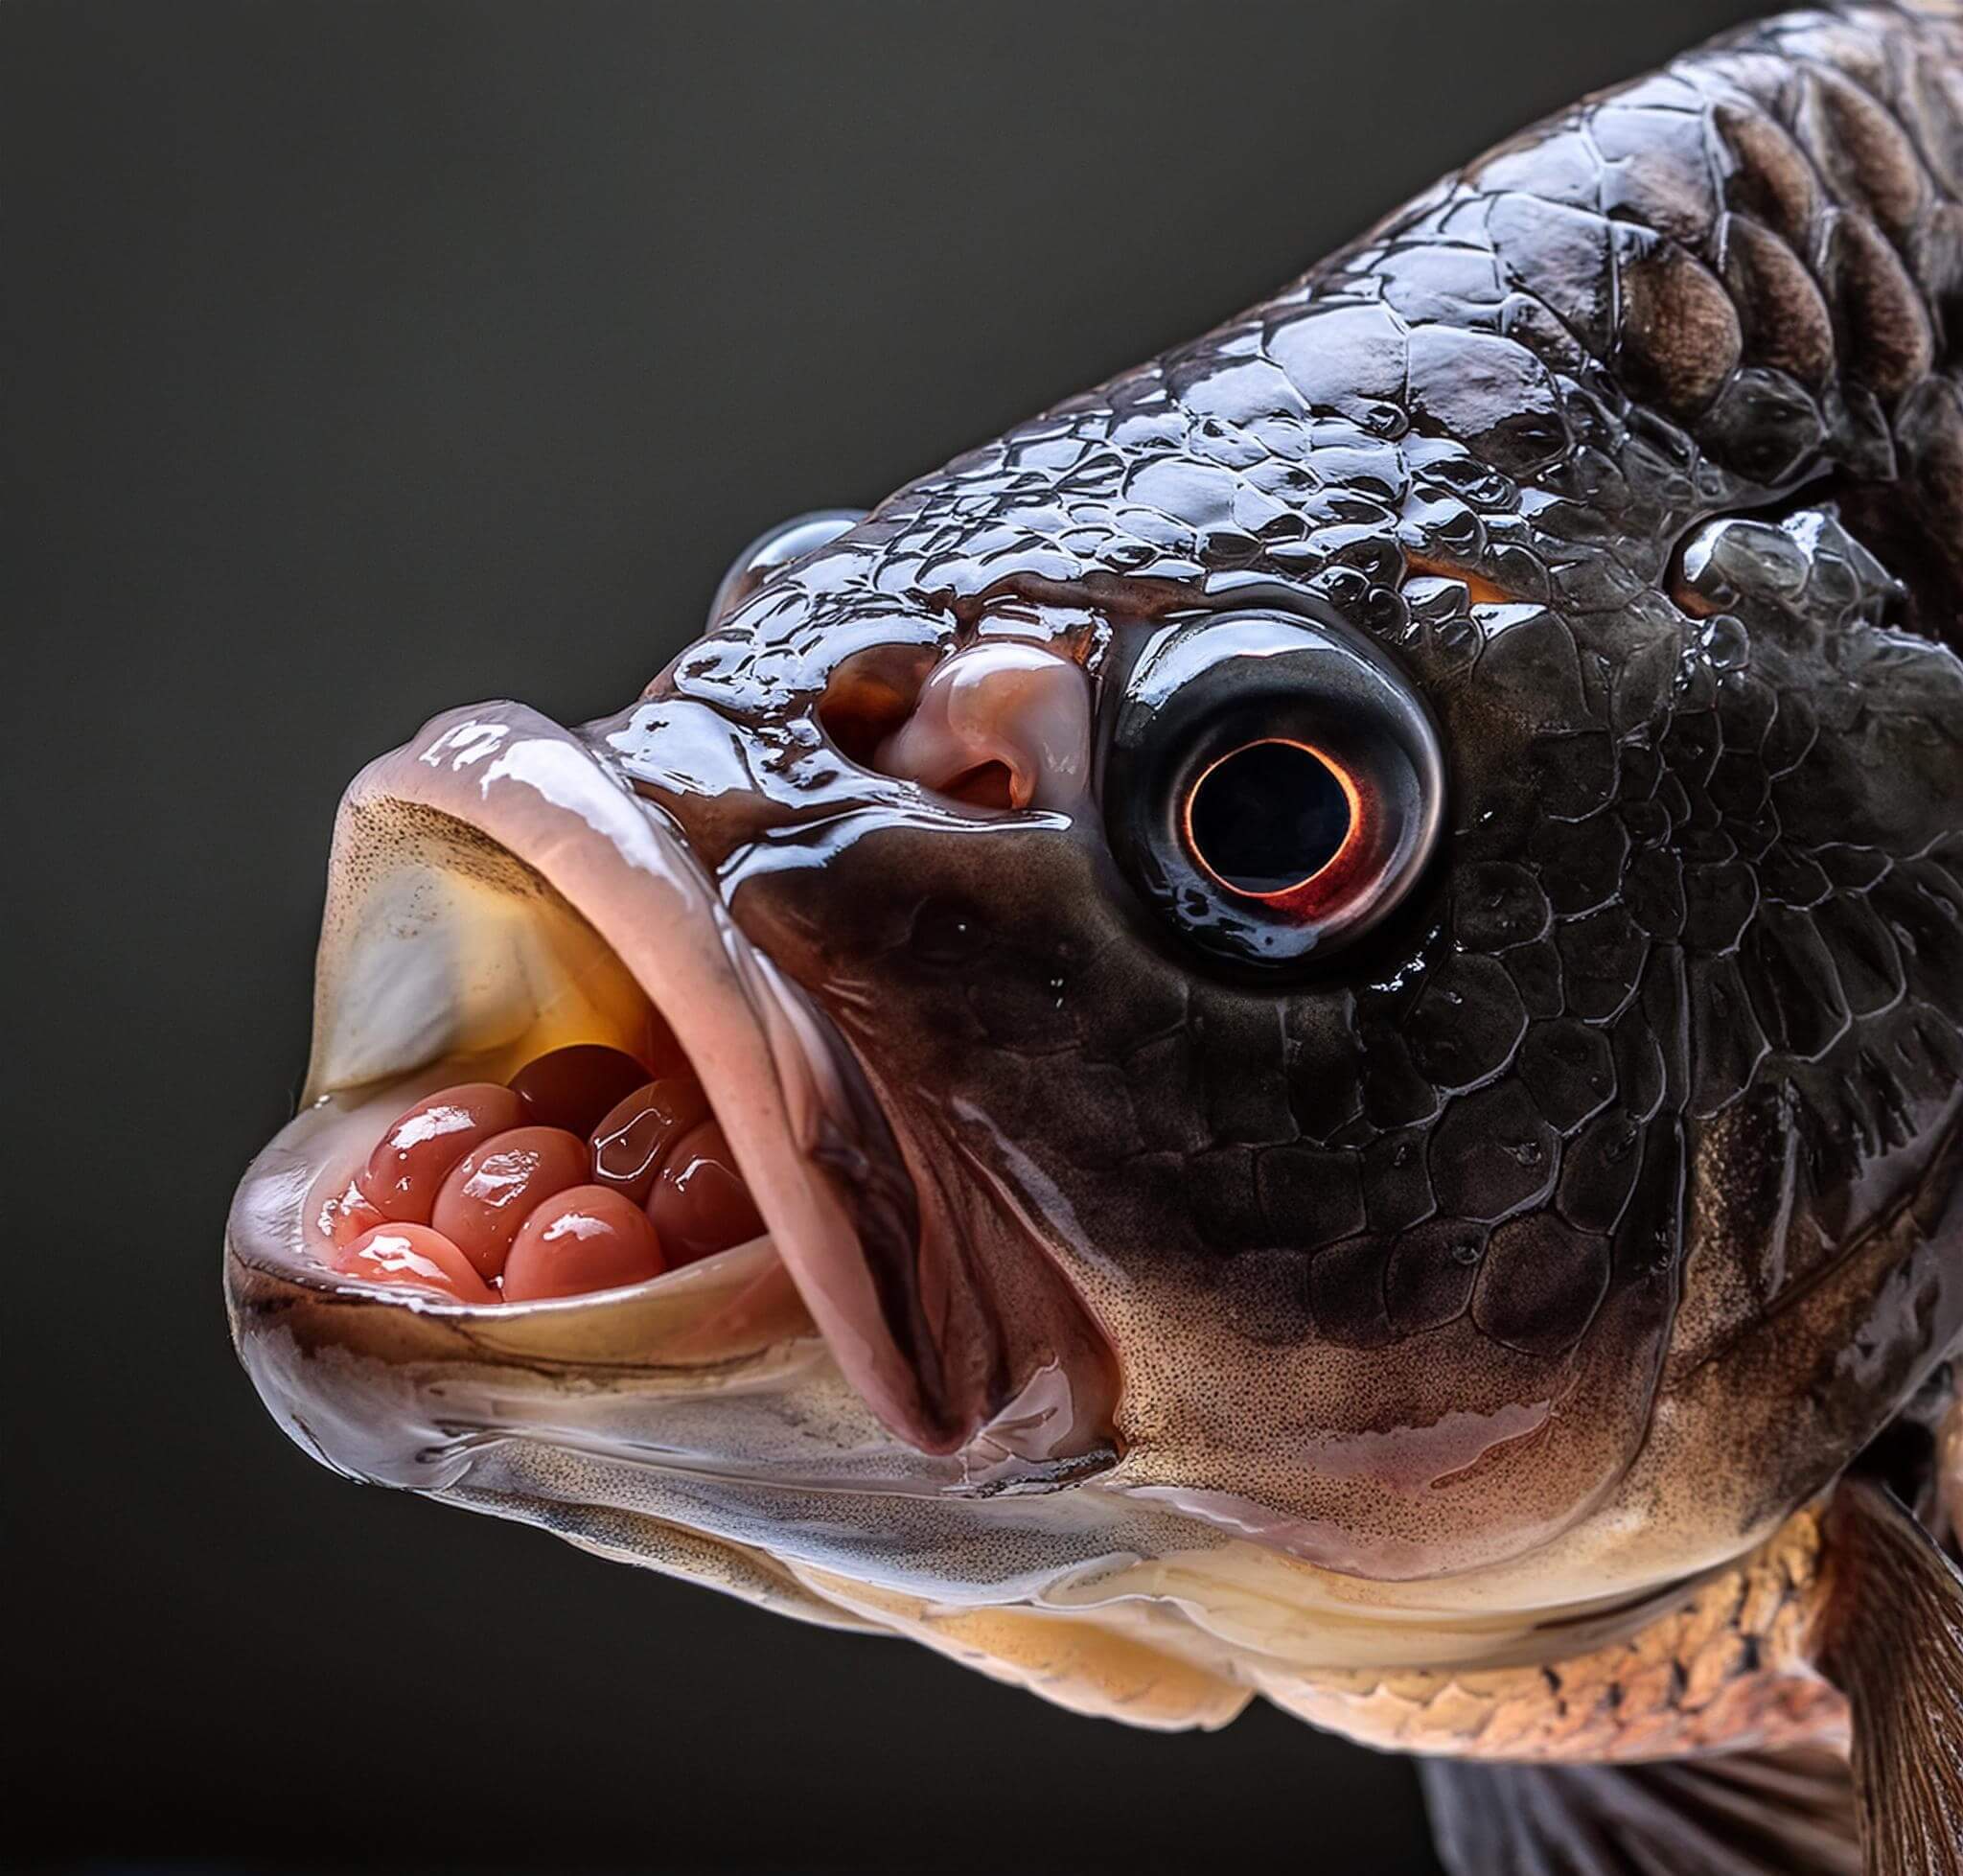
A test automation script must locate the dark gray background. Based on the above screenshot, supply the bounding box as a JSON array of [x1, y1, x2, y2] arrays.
[[7, 3, 1764, 1868]]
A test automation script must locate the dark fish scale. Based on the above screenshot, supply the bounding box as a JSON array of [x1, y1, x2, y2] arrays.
[[1689, 955, 1773, 1118], [1194, 994, 1296, 1147], [1717, 99, 1823, 249], [1533, 813, 1629, 915], [1612, 1011, 1671, 1123], [1386, 1218, 1488, 1336], [1452, 860, 1551, 951], [1403, 952, 1528, 1094], [1473, 1213, 1614, 1357], [1904, 53, 1963, 194], [1282, 1001, 1367, 1145], [1502, 937, 1567, 1022], [1363, 1129, 1438, 1237], [1797, 61, 1932, 239], [1186, 1146, 1267, 1253], [1428, 1082, 1559, 1223], [1557, 905, 1651, 1021], [1307, 1234, 1397, 1350], [1518, 1018, 1618, 1134], [1722, 214, 1839, 386], [1357, 1022, 1443, 1132], [1125, 1031, 1214, 1157], [1825, 205, 1939, 396], [1559, 1105, 1650, 1236], [1258, 1148, 1368, 1252]]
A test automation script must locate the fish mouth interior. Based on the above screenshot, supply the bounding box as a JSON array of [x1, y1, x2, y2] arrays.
[[273, 810, 799, 1317], [226, 704, 977, 1453]]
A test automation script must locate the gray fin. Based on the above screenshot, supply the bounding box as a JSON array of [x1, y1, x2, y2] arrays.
[[1420, 1749, 1859, 1876], [1818, 1477, 1963, 1875]]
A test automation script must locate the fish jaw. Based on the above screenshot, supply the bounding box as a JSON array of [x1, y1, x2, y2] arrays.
[[225, 699, 1118, 1485]]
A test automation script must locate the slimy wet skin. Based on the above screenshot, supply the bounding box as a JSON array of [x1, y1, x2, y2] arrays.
[[229, 8, 1963, 1870]]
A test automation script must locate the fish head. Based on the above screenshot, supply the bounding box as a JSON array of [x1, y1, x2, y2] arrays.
[[229, 7, 1963, 1702]]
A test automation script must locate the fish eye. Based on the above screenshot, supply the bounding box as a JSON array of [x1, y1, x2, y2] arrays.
[[1104, 608, 1444, 968]]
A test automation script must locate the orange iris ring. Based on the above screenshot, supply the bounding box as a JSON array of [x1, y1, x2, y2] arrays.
[[1178, 737, 1375, 925]]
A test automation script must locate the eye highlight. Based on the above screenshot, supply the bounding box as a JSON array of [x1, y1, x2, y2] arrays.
[[1104, 606, 1443, 969]]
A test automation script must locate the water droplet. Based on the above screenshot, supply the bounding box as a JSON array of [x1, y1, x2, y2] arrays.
[[910, 897, 985, 967]]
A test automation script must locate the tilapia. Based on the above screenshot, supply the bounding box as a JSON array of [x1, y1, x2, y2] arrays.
[[227, 6, 1963, 1869]]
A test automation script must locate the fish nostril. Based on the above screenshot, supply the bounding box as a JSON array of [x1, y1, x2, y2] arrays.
[[817, 642, 939, 766], [937, 760, 1018, 809], [860, 639, 1092, 812]]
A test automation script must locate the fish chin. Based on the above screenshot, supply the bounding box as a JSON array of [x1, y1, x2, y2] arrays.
[[225, 701, 1118, 1519]]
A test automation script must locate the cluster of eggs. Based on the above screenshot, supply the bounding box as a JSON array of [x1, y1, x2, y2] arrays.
[[317, 1043, 762, 1303]]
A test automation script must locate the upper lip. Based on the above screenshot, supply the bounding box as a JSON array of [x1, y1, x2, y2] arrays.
[[250, 699, 983, 1453]]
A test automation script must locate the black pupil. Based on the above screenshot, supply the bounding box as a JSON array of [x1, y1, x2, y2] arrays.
[[1189, 740, 1351, 893]]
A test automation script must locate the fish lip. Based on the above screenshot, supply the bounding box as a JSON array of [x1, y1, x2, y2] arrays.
[[226, 699, 982, 1453]]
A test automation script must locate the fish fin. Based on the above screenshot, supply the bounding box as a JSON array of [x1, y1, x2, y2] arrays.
[[1818, 1477, 1963, 1875], [1419, 1749, 1859, 1876]]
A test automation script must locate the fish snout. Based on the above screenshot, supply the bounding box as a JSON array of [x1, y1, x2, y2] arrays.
[[226, 697, 1116, 1494]]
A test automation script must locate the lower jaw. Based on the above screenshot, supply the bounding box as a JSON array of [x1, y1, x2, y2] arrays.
[[226, 981, 1110, 1501]]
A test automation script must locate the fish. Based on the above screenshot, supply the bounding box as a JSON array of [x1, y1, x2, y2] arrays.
[[226, 5, 1963, 1870]]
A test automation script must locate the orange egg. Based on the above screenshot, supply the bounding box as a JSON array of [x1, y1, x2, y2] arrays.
[[646, 1121, 764, 1267], [501, 1185, 667, 1302], [335, 1224, 496, 1304], [431, 1125, 590, 1279], [507, 1045, 655, 1136], [590, 1077, 711, 1205], [356, 1082, 525, 1223]]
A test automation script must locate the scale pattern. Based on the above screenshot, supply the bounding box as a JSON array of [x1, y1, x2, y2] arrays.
[[1265, 1506, 1845, 1760]]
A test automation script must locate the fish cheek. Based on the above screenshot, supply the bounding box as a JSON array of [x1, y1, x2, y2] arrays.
[[730, 817, 1687, 1578], [1091, 1116, 1686, 1579]]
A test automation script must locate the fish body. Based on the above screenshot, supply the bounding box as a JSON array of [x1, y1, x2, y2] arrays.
[[229, 6, 1963, 1869]]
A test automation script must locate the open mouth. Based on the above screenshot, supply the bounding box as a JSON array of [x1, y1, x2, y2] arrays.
[[297, 1032, 794, 1306], [225, 702, 980, 1456]]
